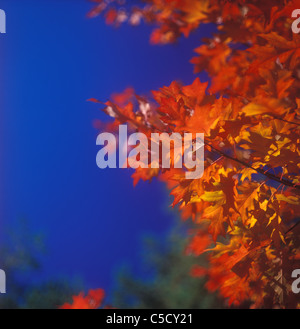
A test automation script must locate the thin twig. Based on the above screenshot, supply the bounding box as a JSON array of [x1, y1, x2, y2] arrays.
[[205, 142, 300, 191]]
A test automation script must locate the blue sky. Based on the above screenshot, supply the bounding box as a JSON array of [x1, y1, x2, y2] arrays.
[[0, 0, 215, 297]]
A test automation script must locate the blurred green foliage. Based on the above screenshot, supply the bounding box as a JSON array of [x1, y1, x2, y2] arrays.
[[113, 224, 226, 309], [0, 220, 226, 309], [0, 220, 81, 309]]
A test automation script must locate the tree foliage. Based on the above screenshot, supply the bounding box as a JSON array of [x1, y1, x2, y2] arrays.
[[89, 0, 300, 308], [0, 221, 80, 309], [113, 225, 225, 309], [60, 289, 106, 309]]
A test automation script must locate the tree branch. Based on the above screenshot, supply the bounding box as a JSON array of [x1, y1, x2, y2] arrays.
[[205, 142, 300, 191]]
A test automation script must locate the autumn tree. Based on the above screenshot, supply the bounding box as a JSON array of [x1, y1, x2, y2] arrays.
[[89, 0, 300, 308]]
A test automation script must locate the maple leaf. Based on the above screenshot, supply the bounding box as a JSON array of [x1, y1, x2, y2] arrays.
[[191, 40, 231, 75], [60, 289, 105, 310], [190, 265, 207, 277], [186, 233, 212, 256], [248, 32, 300, 73]]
